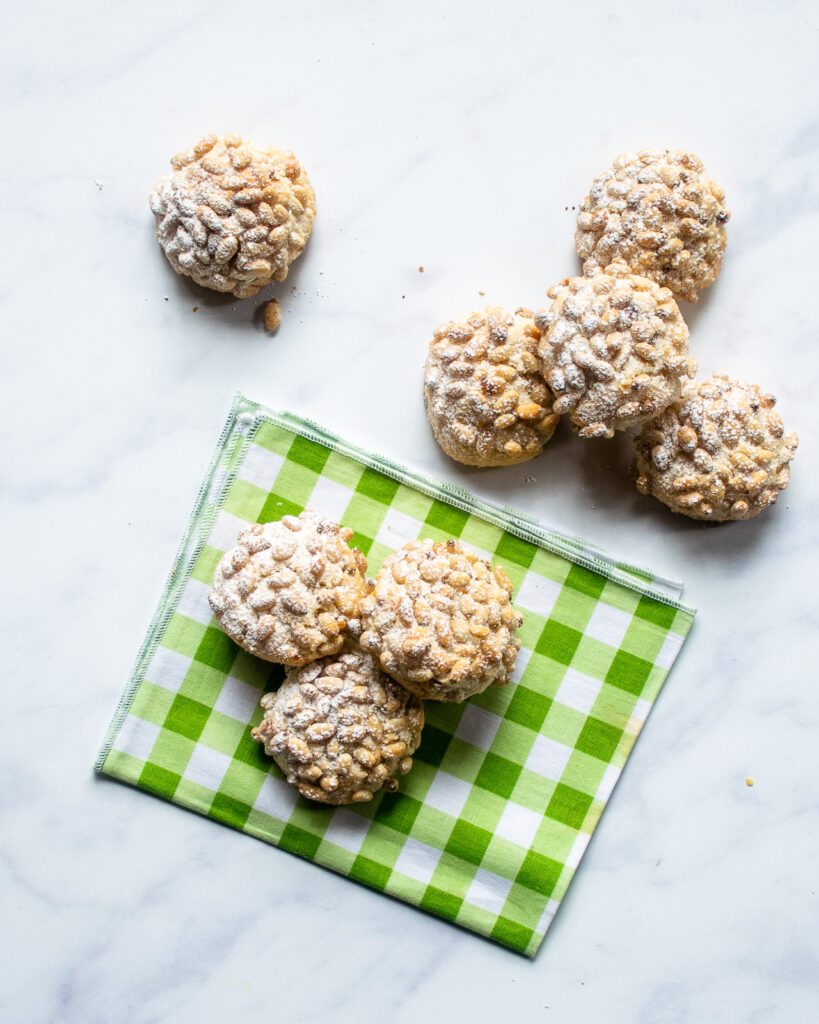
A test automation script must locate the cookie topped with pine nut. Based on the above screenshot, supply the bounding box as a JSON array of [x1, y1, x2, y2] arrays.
[[149, 134, 316, 298], [208, 511, 371, 666], [575, 149, 729, 303], [252, 644, 424, 804], [536, 262, 695, 438], [359, 538, 523, 702], [423, 306, 559, 466], [634, 375, 798, 521]]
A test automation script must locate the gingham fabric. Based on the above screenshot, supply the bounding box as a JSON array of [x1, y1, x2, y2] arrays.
[[96, 395, 695, 957]]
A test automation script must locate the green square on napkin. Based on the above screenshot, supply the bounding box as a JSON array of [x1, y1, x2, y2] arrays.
[[96, 394, 694, 957]]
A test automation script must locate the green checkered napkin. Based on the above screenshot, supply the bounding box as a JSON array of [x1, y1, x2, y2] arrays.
[[96, 394, 695, 957]]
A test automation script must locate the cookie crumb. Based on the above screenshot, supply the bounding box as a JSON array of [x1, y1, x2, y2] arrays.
[[192, 306, 198, 313], [418, 266, 424, 273], [746, 777, 754, 787], [263, 299, 282, 332], [478, 289, 485, 296]]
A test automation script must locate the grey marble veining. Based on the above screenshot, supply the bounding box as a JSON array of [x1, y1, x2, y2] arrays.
[[1, 0, 817, 1020]]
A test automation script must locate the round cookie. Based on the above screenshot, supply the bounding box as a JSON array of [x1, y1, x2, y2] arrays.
[[575, 149, 729, 303], [536, 262, 695, 438], [149, 134, 316, 298], [359, 539, 523, 701], [634, 375, 798, 521], [423, 306, 559, 466], [208, 512, 370, 665], [252, 644, 424, 804]]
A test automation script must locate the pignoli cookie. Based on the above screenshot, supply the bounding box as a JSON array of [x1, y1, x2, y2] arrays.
[[359, 539, 523, 701], [252, 644, 424, 804], [634, 375, 798, 521], [576, 149, 729, 303], [209, 512, 370, 665], [149, 134, 315, 298]]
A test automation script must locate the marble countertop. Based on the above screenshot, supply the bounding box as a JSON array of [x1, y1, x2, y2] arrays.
[[3, 1, 817, 1020]]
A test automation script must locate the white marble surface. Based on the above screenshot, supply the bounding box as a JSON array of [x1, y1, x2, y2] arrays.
[[2, 0, 817, 1020]]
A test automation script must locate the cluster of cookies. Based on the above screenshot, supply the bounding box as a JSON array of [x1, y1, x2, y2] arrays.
[[424, 149, 799, 522], [208, 511, 523, 804]]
